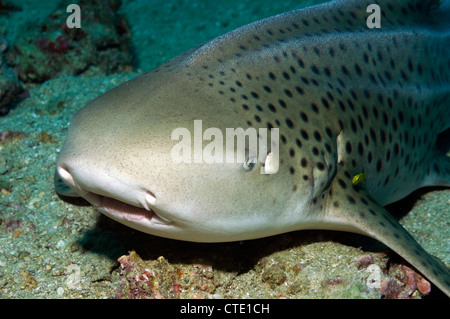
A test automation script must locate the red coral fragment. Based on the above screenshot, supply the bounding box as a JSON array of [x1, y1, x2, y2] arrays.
[[36, 35, 69, 54], [355, 254, 374, 269], [172, 283, 182, 294], [417, 276, 431, 295], [4, 217, 22, 232], [382, 264, 432, 298], [0, 130, 27, 143]]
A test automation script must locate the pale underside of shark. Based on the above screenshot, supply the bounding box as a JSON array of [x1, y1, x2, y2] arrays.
[[55, 0, 450, 296]]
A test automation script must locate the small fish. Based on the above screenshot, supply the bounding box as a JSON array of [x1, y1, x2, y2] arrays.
[[55, 0, 450, 296]]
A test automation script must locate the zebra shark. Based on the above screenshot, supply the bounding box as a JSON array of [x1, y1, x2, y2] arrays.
[[55, 0, 450, 296]]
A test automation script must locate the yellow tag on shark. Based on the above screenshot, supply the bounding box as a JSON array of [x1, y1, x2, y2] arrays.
[[352, 173, 366, 185]]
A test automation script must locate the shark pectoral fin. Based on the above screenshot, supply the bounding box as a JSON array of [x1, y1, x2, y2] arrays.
[[324, 171, 450, 297], [54, 170, 79, 197]]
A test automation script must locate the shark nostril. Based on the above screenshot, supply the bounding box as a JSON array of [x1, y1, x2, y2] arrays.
[[56, 165, 88, 196], [57, 166, 73, 185], [55, 166, 79, 197]]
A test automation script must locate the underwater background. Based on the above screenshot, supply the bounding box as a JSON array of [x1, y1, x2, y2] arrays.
[[0, 0, 448, 298]]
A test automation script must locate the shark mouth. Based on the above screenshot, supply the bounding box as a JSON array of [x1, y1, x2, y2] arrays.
[[56, 165, 173, 227], [81, 191, 174, 226]]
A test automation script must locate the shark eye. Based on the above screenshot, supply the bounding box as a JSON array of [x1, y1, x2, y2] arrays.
[[243, 156, 257, 171]]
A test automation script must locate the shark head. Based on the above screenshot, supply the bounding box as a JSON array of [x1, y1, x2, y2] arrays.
[[56, 65, 316, 242]]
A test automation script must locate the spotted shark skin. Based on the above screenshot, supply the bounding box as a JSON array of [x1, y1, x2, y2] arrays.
[[55, 0, 450, 296]]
